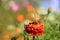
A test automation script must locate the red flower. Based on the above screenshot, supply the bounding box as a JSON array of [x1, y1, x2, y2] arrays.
[[25, 22, 44, 36]]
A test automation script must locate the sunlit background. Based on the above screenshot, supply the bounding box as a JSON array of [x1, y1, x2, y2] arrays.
[[0, 0, 60, 40]]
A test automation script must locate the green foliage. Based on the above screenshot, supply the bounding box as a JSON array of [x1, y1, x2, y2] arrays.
[[0, 0, 60, 40]]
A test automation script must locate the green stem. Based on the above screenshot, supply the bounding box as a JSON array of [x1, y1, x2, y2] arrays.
[[33, 36, 35, 40], [24, 36, 25, 40]]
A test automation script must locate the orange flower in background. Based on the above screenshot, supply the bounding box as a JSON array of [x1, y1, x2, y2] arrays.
[[16, 37, 21, 40], [14, 27, 20, 35], [16, 15, 24, 22], [4, 35, 10, 40], [25, 22, 44, 36], [26, 5, 33, 13]]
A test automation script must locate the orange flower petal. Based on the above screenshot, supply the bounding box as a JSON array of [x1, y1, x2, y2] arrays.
[[4, 35, 10, 40], [26, 5, 33, 13], [16, 15, 24, 22]]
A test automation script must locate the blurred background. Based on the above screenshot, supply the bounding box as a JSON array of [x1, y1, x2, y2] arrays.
[[0, 0, 60, 40]]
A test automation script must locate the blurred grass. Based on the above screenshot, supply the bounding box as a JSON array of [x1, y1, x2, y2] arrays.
[[0, 0, 60, 40]]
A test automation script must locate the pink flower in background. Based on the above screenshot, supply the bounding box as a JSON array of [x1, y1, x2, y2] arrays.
[[23, 0, 30, 7], [11, 4, 19, 12], [51, 0, 57, 3], [9, 0, 20, 12], [53, 0, 57, 2]]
